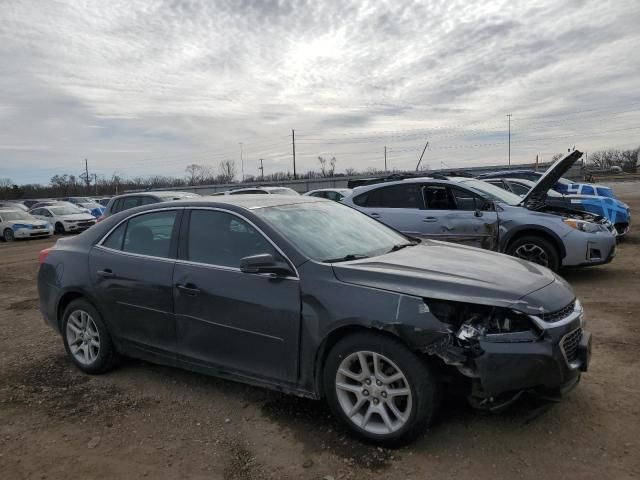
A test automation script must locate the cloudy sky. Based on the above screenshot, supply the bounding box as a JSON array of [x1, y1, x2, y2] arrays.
[[1, 0, 639, 184]]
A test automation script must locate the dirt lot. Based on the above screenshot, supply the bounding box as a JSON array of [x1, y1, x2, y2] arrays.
[[1, 183, 639, 480]]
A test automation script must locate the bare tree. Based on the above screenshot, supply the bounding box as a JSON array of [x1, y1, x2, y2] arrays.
[[0, 177, 13, 199], [218, 160, 236, 183]]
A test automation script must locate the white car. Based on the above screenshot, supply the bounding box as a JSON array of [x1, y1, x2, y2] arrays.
[[29, 204, 96, 234], [0, 209, 53, 242], [303, 188, 353, 201]]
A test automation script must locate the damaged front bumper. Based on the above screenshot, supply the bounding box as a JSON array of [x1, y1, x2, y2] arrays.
[[472, 313, 591, 404], [415, 296, 591, 408]]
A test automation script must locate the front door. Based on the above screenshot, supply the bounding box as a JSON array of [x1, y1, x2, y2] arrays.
[[173, 209, 300, 382], [420, 184, 499, 249]]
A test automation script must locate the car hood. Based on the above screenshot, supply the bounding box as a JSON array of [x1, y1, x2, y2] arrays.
[[332, 241, 559, 309], [58, 213, 95, 221], [521, 150, 583, 207], [7, 219, 49, 228]]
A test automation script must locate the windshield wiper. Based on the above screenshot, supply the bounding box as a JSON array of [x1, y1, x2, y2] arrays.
[[322, 253, 370, 263], [388, 242, 418, 253]]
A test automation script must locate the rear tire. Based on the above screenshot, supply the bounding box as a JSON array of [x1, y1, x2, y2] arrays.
[[3, 228, 14, 242], [62, 299, 118, 374], [323, 332, 440, 446], [506, 235, 560, 272]]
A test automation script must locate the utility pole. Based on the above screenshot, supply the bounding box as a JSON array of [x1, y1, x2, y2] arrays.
[[384, 146, 387, 172], [84, 159, 90, 192], [292, 129, 297, 180], [93, 173, 98, 195], [507, 114, 512, 166], [239, 142, 244, 182], [258, 158, 264, 181], [415, 142, 429, 171]]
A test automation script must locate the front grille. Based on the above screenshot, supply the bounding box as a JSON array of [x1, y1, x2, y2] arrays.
[[561, 328, 582, 364], [32, 225, 45, 230], [540, 301, 576, 323], [78, 221, 95, 227]]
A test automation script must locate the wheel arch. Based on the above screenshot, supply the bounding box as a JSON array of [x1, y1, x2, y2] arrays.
[[500, 225, 566, 259], [312, 323, 419, 399], [56, 289, 104, 331]]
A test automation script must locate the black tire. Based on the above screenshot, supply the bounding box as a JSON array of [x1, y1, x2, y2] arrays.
[[323, 331, 440, 446], [61, 298, 119, 374], [3, 228, 14, 242], [55, 222, 65, 235], [506, 235, 560, 272]]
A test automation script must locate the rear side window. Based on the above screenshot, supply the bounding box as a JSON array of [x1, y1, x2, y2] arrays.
[[363, 185, 422, 209], [186, 210, 278, 268], [103, 222, 126, 250], [105, 211, 178, 258], [140, 196, 157, 205], [581, 185, 595, 195]]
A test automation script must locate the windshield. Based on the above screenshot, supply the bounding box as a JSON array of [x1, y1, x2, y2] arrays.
[[50, 206, 83, 215], [270, 188, 299, 196], [595, 187, 616, 199], [255, 201, 408, 262], [458, 179, 523, 205], [0, 210, 34, 221], [71, 197, 92, 203]]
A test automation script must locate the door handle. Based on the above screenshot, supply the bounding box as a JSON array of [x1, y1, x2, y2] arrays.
[[97, 269, 114, 278], [369, 212, 380, 218], [176, 283, 201, 295], [423, 217, 438, 223]]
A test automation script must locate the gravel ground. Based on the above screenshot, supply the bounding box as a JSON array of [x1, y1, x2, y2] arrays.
[[1, 183, 639, 479]]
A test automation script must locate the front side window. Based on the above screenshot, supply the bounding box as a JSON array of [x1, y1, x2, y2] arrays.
[[116, 211, 178, 258], [423, 186, 456, 210], [450, 188, 478, 211], [186, 210, 278, 268], [121, 196, 142, 211]]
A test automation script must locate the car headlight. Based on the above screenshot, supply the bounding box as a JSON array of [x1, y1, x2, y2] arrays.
[[63, 220, 75, 223], [426, 299, 541, 341], [12, 223, 31, 229], [563, 218, 602, 233]]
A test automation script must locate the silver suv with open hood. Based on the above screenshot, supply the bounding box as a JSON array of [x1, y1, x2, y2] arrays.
[[343, 151, 616, 271]]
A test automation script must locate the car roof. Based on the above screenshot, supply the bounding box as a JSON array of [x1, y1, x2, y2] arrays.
[[164, 194, 323, 209], [0, 209, 23, 213], [111, 191, 197, 199]]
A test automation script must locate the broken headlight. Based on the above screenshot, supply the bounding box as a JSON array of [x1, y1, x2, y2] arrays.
[[425, 299, 540, 341]]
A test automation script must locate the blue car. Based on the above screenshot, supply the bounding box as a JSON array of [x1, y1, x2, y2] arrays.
[[485, 178, 631, 236], [477, 169, 621, 199], [61, 197, 106, 219]]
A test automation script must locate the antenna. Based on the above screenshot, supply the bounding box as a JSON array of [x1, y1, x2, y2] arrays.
[[415, 142, 429, 171]]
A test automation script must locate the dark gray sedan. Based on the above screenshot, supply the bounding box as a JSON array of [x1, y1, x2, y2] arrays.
[[37, 195, 591, 445]]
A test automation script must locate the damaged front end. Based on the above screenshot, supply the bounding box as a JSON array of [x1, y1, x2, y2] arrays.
[[405, 297, 591, 411]]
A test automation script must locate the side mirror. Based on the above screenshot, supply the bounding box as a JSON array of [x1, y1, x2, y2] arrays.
[[240, 253, 293, 276]]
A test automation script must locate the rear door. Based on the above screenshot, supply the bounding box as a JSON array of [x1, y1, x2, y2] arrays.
[[354, 184, 425, 235], [172, 208, 300, 382], [421, 184, 499, 249], [89, 209, 182, 354]]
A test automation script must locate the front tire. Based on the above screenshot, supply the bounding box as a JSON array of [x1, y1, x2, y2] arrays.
[[54, 222, 65, 235], [62, 299, 118, 374], [3, 228, 14, 242], [323, 332, 440, 446], [506, 235, 560, 272]]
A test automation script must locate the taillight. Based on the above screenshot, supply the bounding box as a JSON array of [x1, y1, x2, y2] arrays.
[[39, 247, 53, 264]]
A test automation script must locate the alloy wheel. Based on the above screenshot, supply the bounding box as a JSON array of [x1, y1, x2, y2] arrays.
[[66, 310, 100, 365], [514, 243, 549, 267], [335, 351, 412, 435], [3, 228, 14, 242]]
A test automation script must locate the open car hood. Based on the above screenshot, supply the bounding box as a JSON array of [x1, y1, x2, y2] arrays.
[[520, 150, 583, 207]]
